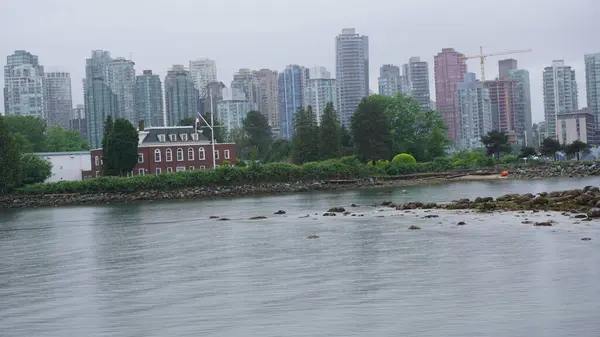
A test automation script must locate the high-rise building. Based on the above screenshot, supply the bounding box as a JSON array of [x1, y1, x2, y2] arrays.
[[200, 81, 226, 116], [335, 28, 369, 127], [44, 71, 73, 130], [457, 72, 492, 149], [254, 69, 280, 132], [556, 108, 595, 145], [70, 104, 87, 141], [189, 58, 217, 90], [135, 70, 164, 127], [498, 59, 518, 80], [304, 66, 338, 125], [434, 48, 467, 143], [4, 50, 45, 118], [231, 68, 260, 107], [543, 60, 578, 139], [107, 57, 136, 124], [278, 64, 309, 140], [508, 68, 533, 146], [378, 64, 409, 97], [484, 79, 519, 143], [84, 50, 118, 149], [584, 53, 600, 128], [405, 57, 431, 110], [216, 87, 257, 134], [164, 65, 199, 126]]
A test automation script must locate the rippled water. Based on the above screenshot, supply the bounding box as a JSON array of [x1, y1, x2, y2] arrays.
[[1, 178, 600, 336]]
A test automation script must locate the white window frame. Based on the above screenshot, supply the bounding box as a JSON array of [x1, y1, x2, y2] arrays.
[[187, 148, 194, 160], [169, 134, 177, 142], [180, 134, 188, 141], [176, 166, 186, 172], [95, 170, 99, 177], [95, 156, 99, 166], [177, 148, 184, 161], [191, 133, 199, 141], [166, 149, 173, 162], [156, 167, 162, 174], [189, 166, 194, 170], [199, 165, 205, 169], [138, 153, 144, 163], [154, 149, 162, 162], [158, 134, 166, 142], [138, 168, 145, 176], [214, 150, 219, 160], [199, 147, 205, 160], [167, 167, 173, 173], [224, 150, 230, 159]]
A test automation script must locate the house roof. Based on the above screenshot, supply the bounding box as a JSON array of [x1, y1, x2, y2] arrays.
[[139, 126, 210, 146]]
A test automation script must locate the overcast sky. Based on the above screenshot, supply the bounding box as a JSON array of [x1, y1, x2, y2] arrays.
[[1, 0, 597, 122]]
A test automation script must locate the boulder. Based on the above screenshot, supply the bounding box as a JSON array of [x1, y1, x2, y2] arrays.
[[581, 237, 592, 241], [327, 207, 346, 213], [307, 234, 320, 239], [422, 214, 439, 219], [249, 216, 267, 220], [573, 214, 587, 219], [408, 225, 421, 230], [217, 218, 231, 221], [274, 210, 286, 215], [457, 221, 466, 225], [534, 221, 554, 226], [209, 215, 219, 219], [323, 212, 336, 216], [587, 208, 600, 218]]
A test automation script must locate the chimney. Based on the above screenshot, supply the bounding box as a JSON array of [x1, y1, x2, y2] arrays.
[[138, 119, 145, 131]]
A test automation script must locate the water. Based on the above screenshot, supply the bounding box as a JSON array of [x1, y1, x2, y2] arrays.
[[1, 177, 600, 336]]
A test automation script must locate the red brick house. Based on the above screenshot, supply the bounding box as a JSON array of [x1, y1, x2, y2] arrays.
[[87, 122, 236, 178]]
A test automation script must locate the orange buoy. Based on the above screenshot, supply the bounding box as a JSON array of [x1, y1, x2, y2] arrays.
[[501, 170, 509, 176]]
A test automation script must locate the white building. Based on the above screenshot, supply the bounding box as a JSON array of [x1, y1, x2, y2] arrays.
[[216, 88, 257, 134], [543, 60, 578, 139], [304, 66, 338, 125], [457, 72, 492, 149], [36, 151, 91, 182], [189, 58, 217, 90], [556, 108, 595, 145], [107, 57, 136, 124], [4, 50, 45, 118], [45, 71, 73, 130]]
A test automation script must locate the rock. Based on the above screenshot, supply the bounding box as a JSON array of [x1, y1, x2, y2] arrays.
[[343, 211, 351, 216], [573, 214, 587, 219], [521, 220, 533, 224], [323, 212, 336, 216], [274, 210, 286, 215], [581, 237, 592, 241], [534, 221, 554, 226], [307, 234, 320, 239], [422, 214, 439, 219], [249, 216, 267, 220], [587, 208, 600, 218], [457, 221, 466, 225], [327, 207, 346, 213], [209, 216, 219, 219], [218, 218, 231, 221], [298, 214, 310, 218], [408, 225, 421, 230], [350, 203, 359, 207]]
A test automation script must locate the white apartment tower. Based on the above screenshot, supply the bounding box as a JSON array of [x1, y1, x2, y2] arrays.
[[543, 60, 578, 139], [4, 50, 45, 118], [189, 58, 217, 91], [457, 72, 493, 149], [585, 53, 600, 129], [304, 66, 338, 125], [44, 71, 73, 130]]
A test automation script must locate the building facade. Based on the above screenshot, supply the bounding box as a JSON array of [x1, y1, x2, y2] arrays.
[[498, 59, 518, 80], [135, 70, 164, 127], [484, 79, 519, 143], [4, 50, 45, 118], [70, 104, 87, 141], [508, 68, 533, 146], [405, 57, 431, 110], [231, 68, 260, 107], [543, 60, 579, 139], [335, 28, 369, 127], [164, 65, 199, 126], [44, 71, 73, 130], [304, 66, 338, 125], [216, 87, 257, 134], [88, 124, 236, 177], [377, 64, 409, 97], [585, 53, 600, 128], [434, 48, 467, 143], [107, 57, 136, 124], [254, 69, 280, 132], [36, 151, 91, 182], [457, 72, 492, 149], [278, 64, 309, 140], [556, 109, 595, 145], [84, 50, 117, 149], [189, 58, 217, 90], [200, 81, 226, 116]]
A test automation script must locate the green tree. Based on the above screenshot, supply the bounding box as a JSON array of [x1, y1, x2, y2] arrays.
[[540, 137, 562, 161], [11, 132, 33, 153], [264, 139, 291, 163], [3, 116, 47, 152], [0, 116, 23, 192], [318, 102, 342, 160], [45, 126, 89, 152], [519, 146, 537, 158], [108, 119, 139, 176], [242, 111, 272, 161], [101, 116, 118, 176], [481, 130, 511, 159], [392, 153, 417, 164], [291, 106, 319, 164], [20, 154, 52, 185], [565, 140, 589, 160], [350, 95, 393, 164], [230, 127, 251, 160]]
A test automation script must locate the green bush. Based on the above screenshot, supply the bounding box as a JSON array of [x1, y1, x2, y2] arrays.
[[21, 154, 52, 185], [392, 153, 417, 164]]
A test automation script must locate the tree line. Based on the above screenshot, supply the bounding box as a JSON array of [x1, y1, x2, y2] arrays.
[[2, 116, 89, 153]]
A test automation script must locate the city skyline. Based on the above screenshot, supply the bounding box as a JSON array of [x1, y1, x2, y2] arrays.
[[0, 0, 595, 123]]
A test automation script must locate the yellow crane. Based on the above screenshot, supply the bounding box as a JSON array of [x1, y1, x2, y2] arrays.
[[461, 46, 532, 81]]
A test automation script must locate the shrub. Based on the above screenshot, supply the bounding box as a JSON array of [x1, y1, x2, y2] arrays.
[[21, 154, 52, 185], [392, 153, 417, 165]]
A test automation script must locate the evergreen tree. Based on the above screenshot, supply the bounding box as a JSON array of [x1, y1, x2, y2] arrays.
[[0, 116, 22, 192], [291, 106, 319, 164], [101, 116, 118, 176], [318, 102, 342, 160], [540, 137, 562, 161], [109, 119, 140, 176], [242, 111, 272, 161], [481, 130, 511, 159], [350, 96, 393, 164]]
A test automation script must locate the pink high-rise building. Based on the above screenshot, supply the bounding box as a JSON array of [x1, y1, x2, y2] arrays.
[[434, 48, 467, 143]]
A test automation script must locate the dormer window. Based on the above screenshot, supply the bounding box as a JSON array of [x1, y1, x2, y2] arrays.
[[169, 134, 177, 142], [157, 134, 166, 142], [191, 133, 199, 141], [180, 134, 188, 141]]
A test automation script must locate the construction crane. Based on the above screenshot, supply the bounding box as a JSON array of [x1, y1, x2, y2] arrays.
[[461, 46, 532, 82]]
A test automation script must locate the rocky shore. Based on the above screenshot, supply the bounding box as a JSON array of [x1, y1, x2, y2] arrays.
[[508, 162, 600, 179]]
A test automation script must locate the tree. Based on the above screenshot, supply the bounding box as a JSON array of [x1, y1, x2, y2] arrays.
[[101, 116, 118, 176], [481, 130, 511, 159], [0, 116, 23, 192], [20, 154, 52, 185], [565, 140, 589, 160], [108, 119, 139, 176], [340, 125, 354, 156], [291, 106, 320, 164], [350, 96, 393, 164], [45, 126, 89, 152], [230, 127, 251, 160], [242, 111, 272, 161], [178, 117, 195, 127], [519, 146, 537, 158], [264, 139, 291, 163], [3, 116, 47, 152], [540, 137, 562, 161], [318, 102, 342, 160]]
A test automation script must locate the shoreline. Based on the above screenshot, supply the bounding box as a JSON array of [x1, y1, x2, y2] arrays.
[[1, 174, 508, 209]]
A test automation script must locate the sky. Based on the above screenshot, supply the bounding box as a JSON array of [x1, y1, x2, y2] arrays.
[[0, 0, 597, 123]]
